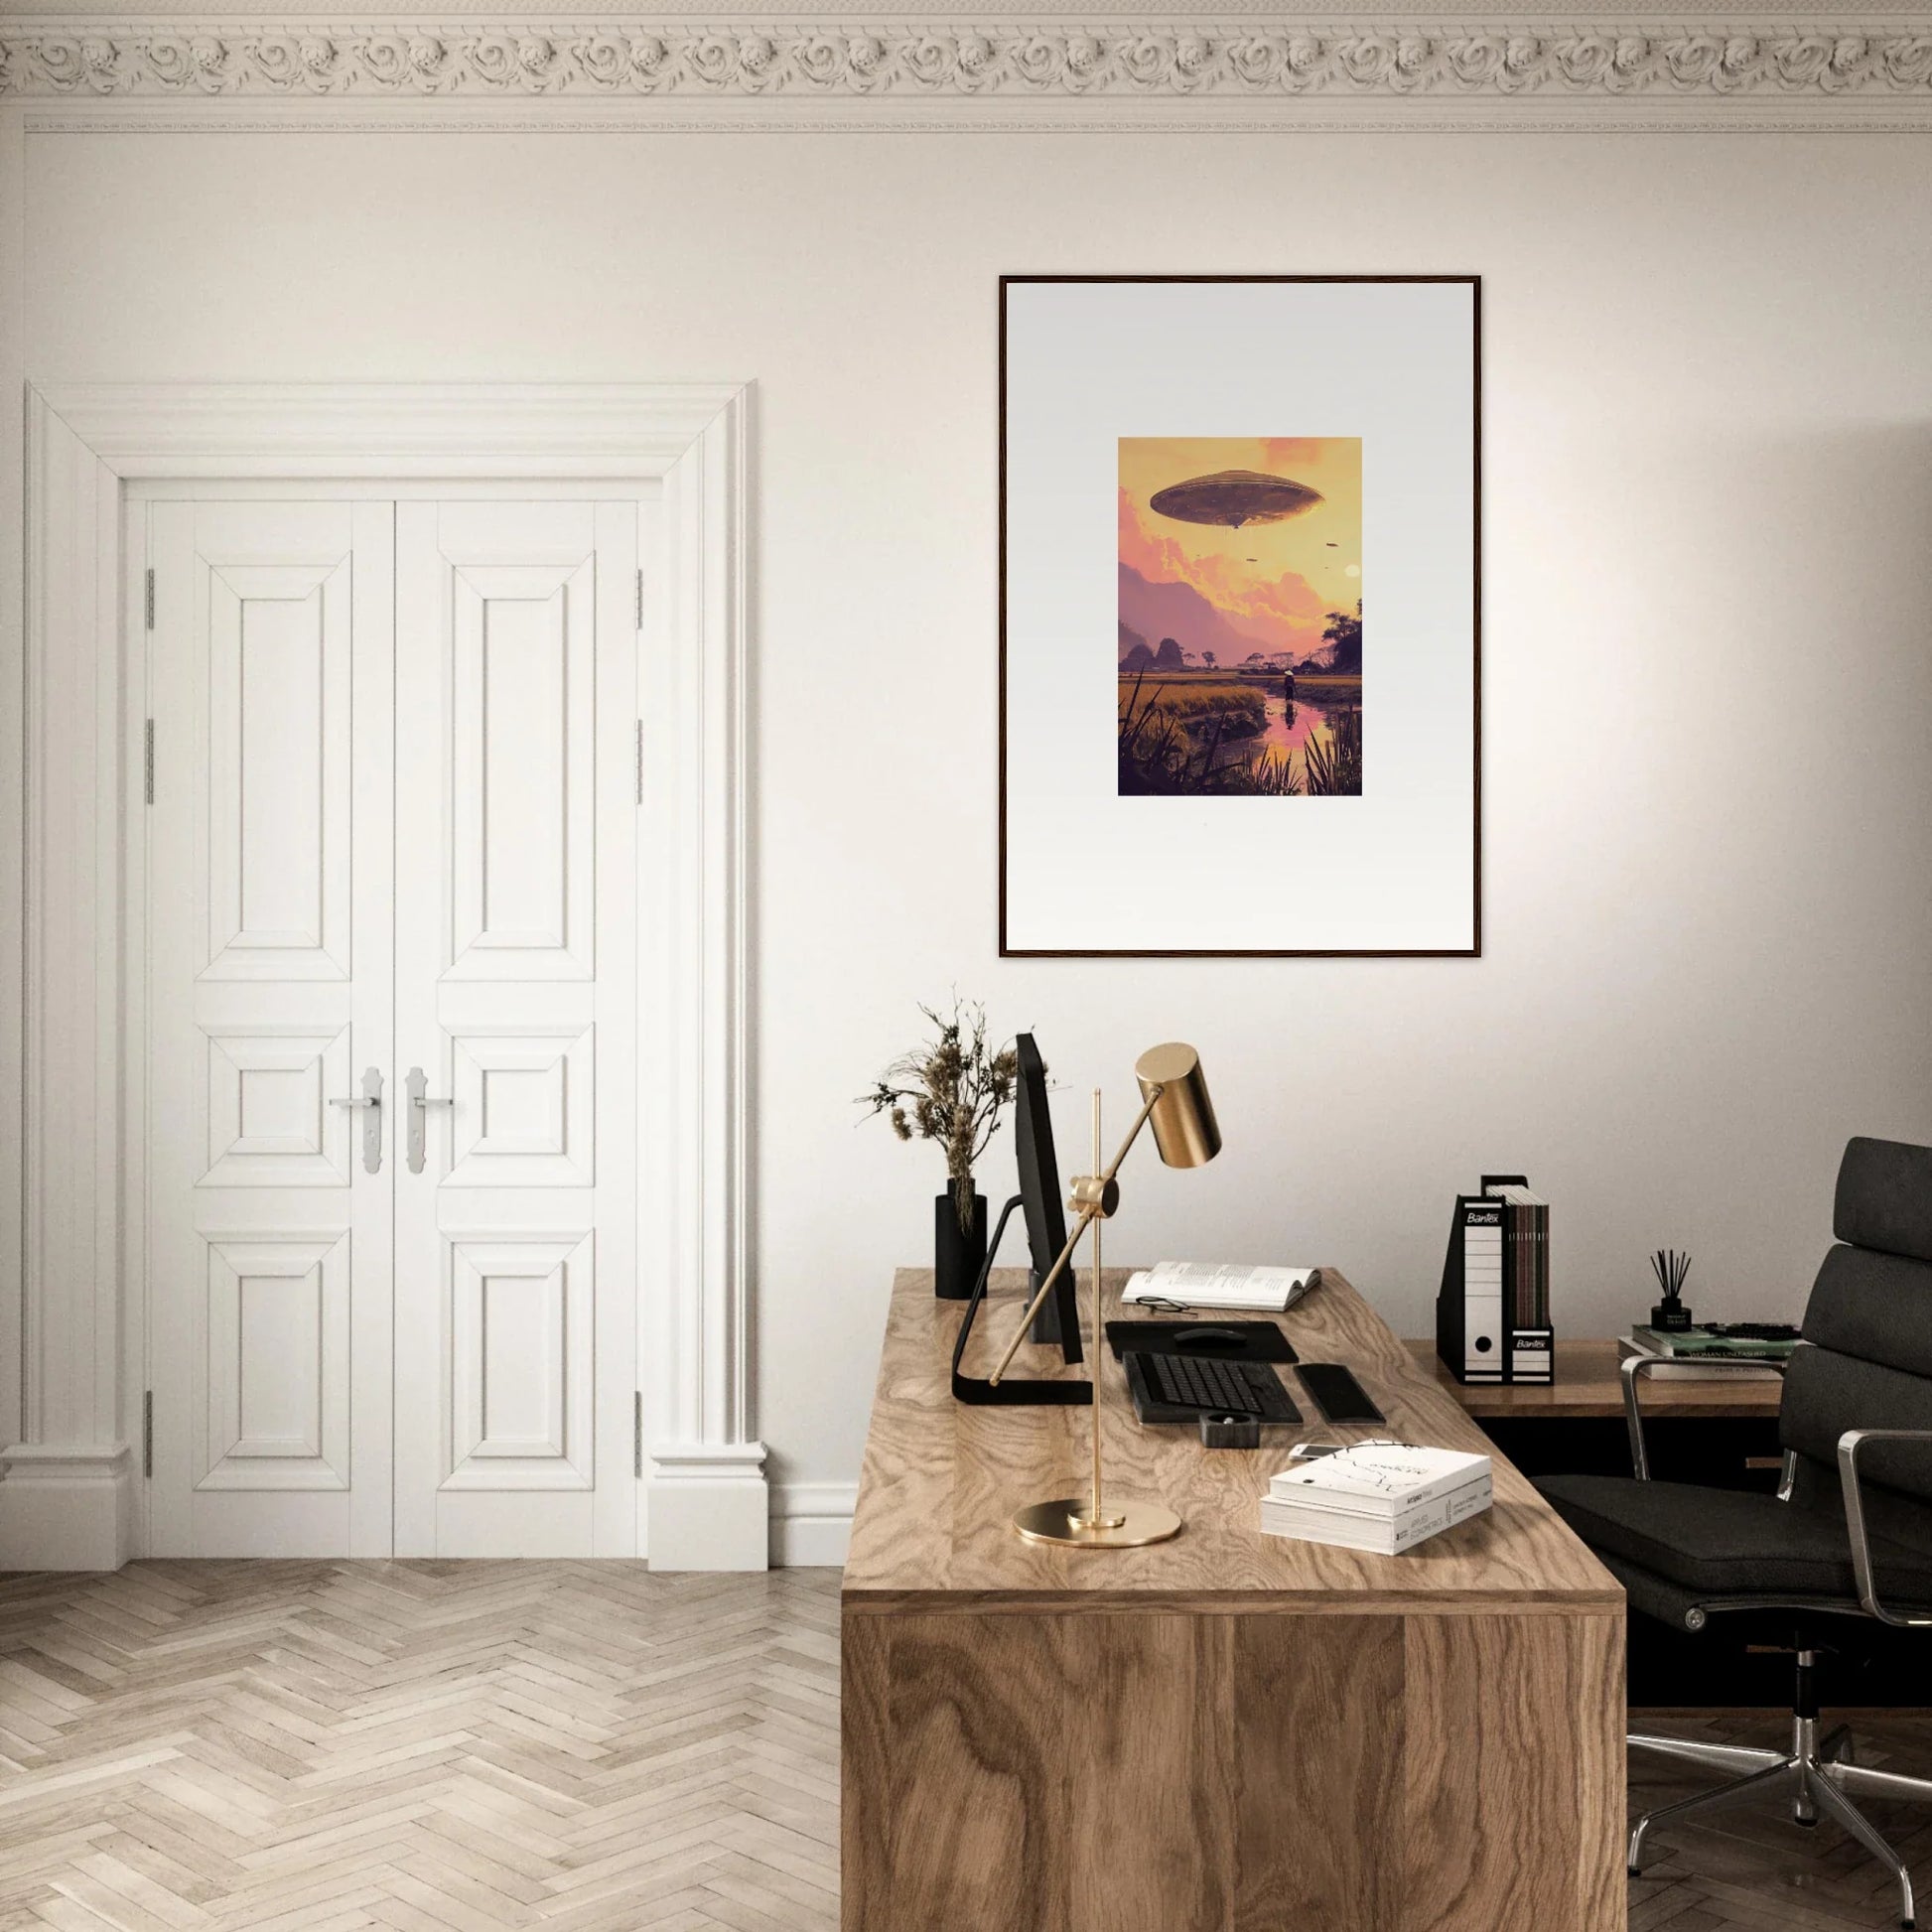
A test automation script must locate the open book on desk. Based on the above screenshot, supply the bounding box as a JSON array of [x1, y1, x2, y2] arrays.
[[1122, 1261, 1318, 1313]]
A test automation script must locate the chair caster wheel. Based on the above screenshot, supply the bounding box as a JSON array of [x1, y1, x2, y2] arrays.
[[1795, 1816, 1818, 1829], [1627, 1868, 1640, 1878]]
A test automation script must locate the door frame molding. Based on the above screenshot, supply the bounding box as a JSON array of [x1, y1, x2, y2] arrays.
[[6, 381, 763, 1571]]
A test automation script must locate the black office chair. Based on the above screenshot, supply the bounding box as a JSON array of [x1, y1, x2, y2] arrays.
[[1538, 1136, 1932, 1930]]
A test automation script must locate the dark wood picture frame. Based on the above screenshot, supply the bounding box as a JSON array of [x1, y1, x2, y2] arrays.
[[997, 273, 1482, 959]]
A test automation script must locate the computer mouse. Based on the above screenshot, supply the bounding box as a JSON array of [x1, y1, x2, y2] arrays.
[[1173, 1326, 1246, 1351]]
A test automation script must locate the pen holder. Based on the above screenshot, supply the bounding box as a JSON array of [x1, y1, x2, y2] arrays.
[[1650, 1300, 1694, 1332], [1198, 1415, 1261, 1449]]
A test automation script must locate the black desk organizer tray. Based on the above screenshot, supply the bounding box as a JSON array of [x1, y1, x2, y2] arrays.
[[1103, 1319, 1298, 1365]]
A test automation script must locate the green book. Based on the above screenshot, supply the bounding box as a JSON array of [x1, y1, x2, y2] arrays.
[[1631, 1325, 1798, 1361]]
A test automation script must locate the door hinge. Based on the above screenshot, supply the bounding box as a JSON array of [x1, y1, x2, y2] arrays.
[[633, 1392, 643, 1479], [635, 567, 644, 631], [142, 1391, 154, 1478], [634, 720, 644, 806], [144, 720, 155, 805], [144, 568, 155, 631]]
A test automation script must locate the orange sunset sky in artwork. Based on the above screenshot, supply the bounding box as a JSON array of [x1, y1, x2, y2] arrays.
[[1118, 437, 1362, 661]]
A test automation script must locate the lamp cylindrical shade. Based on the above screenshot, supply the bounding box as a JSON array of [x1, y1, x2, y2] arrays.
[[1134, 1042, 1221, 1169]]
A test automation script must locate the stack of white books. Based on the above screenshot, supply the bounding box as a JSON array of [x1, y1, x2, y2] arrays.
[[1121, 1261, 1316, 1312], [1260, 1444, 1493, 1555]]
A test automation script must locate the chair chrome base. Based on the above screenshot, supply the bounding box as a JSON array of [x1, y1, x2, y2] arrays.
[[1630, 1710, 1932, 1929]]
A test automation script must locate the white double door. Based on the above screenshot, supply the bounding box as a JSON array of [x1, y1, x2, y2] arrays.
[[146, 495, 640, 1558]]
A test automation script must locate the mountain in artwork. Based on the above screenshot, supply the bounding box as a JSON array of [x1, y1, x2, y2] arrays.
[[1117, 563, 1276, 666]]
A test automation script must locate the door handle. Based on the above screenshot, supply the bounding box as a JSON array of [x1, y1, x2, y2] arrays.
[[405, 1066, 454, 1175], [329, 1066, 384, 1174]]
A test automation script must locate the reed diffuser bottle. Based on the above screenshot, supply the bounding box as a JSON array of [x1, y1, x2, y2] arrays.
[[1650, 1249, 1694, 1332]]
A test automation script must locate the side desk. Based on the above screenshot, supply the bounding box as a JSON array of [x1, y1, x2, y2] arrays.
[[1408, 1337, 1783, 1421], [1407, 1338, 1786, 1491], [843, 1268, 1625, 1932]]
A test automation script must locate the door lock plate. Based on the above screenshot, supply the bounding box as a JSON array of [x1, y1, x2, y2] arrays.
[[329, 1066, 385, 1173], [405, 1065, 453, 1174]]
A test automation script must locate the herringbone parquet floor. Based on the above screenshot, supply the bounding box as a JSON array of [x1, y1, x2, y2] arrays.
[[0, 1563, 839, 1931], [1, 1562, 1928, 1930]]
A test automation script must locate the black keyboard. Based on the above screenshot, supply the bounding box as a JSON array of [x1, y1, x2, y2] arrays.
[[1126, 1351, 1302, 1424]]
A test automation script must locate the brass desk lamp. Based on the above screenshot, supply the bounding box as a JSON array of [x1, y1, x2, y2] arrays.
[[987, 1042, 1221, 1549]]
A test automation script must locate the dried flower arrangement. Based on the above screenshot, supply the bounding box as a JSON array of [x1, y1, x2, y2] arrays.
[[860, 999, 1020, 1233]]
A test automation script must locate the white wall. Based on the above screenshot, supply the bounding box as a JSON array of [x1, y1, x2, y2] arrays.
[[21, 126, 1932, 1538]]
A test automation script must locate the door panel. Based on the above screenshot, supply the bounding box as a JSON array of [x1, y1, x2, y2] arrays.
[[147, 500, 395, 1557], [201, 1025, 353, 1187], [446, 1026, 596, 1187], [393, 500, 637, 1557], [446, 1231, 595, 1489], [199, 1230, 350, 1490], [203, 564, 352, 979], [449, 561, 596, 979]]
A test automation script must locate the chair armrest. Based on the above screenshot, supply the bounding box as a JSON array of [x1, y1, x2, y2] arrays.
[[1621, 1351, 1788, 1481], [1837, 1429, 1932, 1627]]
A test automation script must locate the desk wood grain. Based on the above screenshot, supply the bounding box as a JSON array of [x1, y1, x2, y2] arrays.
[[842, 1269, 1626, 1932], [843, 1268, 1621, 1614]]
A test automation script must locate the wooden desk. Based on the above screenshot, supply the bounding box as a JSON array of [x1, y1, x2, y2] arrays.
[[1407, 1336, 1783, 1421], [843, 1269, 1625, 1932]]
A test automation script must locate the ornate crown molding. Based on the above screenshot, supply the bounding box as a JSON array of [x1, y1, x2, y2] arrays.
[[4, 18, 1931, 110]]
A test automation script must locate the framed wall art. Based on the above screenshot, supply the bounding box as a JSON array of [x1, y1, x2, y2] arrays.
[[999, 275, 1480, 957]]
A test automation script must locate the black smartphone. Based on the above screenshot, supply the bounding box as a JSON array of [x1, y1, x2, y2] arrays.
[[1297, 1362, 1385, 1425]]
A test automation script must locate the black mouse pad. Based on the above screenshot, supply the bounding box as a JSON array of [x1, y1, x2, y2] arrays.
[[1104, 1320, 1297, 1365]]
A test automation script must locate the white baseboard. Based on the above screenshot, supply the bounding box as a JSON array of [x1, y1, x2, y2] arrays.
[[0, 1444, 135, 1572], [646, 1443, 769, 1571], [0, 1444, 852, 1573], [770, 1480, 855, 1568]]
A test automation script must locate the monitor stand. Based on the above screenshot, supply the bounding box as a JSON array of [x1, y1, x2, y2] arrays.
[[951, 1195, 1091, 1407]]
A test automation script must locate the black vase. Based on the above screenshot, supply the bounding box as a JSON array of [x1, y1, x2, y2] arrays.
[[934, 1185, 989, 1301]]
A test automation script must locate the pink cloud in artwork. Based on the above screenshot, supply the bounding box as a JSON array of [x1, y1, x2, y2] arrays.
[[1261, 438, 1326, 469], [1116, 488, 1325, 654]]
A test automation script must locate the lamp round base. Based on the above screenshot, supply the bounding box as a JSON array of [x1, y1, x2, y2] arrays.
[[1012, 1497, 1182, 1549]]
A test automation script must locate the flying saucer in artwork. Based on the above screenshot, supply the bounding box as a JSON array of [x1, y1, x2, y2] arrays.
[[1148, 470, 1324, 530]]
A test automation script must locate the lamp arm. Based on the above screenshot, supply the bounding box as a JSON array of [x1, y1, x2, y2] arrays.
[[987, 1085, 1165, 1388], [1097, 1086, 1165, 1189]]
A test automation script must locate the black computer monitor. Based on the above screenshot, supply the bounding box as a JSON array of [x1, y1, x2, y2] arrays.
[[1013, 1034, 1083, 1363], [948, 1033, 1090, 1405]]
